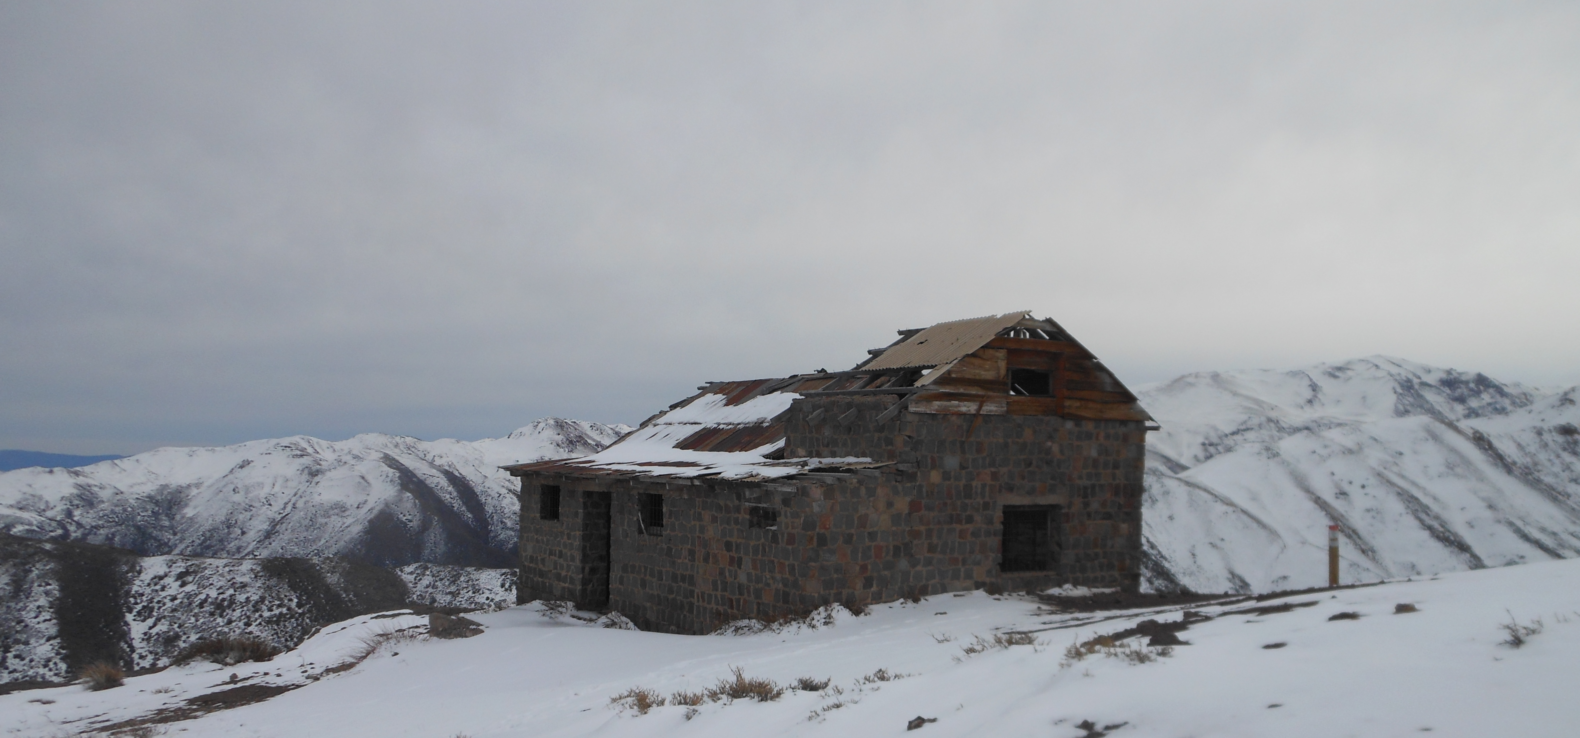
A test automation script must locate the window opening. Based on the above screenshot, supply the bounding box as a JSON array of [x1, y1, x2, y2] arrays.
[[539, 485, 561, 521], [1009, 368, 1052, 397], [1001, 505, 1060, 572], [748, 505, 779, 530], [638, 493, 665, 535]]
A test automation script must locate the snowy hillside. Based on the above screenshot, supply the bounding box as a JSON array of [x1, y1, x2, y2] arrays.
[[6, 556, 1580, 737], [0, 534, 515, 686], [0, 419, 628, 567], [1139, 356, 1580, 594]]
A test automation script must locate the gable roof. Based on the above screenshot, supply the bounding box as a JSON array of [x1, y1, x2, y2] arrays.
[[504, 311, 1150, 482]]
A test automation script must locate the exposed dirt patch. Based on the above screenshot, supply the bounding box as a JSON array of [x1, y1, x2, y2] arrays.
[[1096, 611, 1213, 647], [1328, 611, 1362, 621], [91, 683, 299, 734], [185, 683, 295, 707], [1036, 590, 1234, 613], [1221, 600, 1319, 617]]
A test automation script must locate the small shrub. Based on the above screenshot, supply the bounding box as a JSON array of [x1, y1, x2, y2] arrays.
[[857, 668, 908, 684], [173, 636, 281, 666], [959, 635, 994, 656], [995, 632, 1039, 647], [706, 666, 784, 702], [1394, 603, 1419, 614], [670, 690, 706, 706], [1500, 612, 1543, 648], [79, 661, 124, 691], [793, 676, 831, 691], [611, 687, 666, 714], [1110, 642, 1165, 664], [1060, 634, 1171, 668], [352, 625, 425, 662]]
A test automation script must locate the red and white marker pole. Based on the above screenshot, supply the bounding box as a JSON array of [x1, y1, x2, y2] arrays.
[[1328, 524, 1340, 587]]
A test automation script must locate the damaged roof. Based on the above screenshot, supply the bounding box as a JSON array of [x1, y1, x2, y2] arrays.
[[503, 311, 1149, 481], [860, 311, 1029, 370], [501, 377, 878, 480]]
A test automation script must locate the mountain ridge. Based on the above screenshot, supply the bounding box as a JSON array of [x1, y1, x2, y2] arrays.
[[1138, 356, 1580, 593], [0, 418, 630, 567]]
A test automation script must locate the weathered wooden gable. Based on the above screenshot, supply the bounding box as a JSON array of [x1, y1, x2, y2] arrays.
[[909, 316, 1152, 422]]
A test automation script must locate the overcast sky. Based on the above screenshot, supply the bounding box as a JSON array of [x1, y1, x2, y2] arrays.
[[3, 2, 1578, 454]]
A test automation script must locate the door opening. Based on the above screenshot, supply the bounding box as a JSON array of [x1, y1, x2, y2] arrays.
[[579, 490, 612, 609]]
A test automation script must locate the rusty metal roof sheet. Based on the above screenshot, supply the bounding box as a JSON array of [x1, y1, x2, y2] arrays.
[[860, 311, 1029, 370]]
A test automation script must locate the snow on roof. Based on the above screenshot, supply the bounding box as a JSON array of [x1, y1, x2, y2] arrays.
[[503, 386, 875, 481]]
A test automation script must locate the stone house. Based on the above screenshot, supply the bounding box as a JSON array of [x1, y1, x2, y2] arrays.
[[504, 311, 1154, 634]]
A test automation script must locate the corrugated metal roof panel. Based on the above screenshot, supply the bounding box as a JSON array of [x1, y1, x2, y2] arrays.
[[861, 311, 1029, 370]]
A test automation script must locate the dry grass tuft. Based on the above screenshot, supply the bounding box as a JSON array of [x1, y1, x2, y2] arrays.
[[353, 625, 425, 661], [995, 631, 1039, 647], [79, 661, 124, 691], [857, 668, 909, 684], [669, 690, 706, 706], [1061, 634, 1172, 667], [793, 676, 831, 691], [706, 666, 784, 702], [611, 687, 666, 714], [958, 631, 1042, 659], [1500, 612, 1543, 648], [173, 636, 281, 666]]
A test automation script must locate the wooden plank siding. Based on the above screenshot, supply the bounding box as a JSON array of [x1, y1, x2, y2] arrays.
[[908, 336, 1150, 421]]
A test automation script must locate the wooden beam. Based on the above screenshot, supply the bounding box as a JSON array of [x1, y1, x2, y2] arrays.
[[801, 387, 929, 397]]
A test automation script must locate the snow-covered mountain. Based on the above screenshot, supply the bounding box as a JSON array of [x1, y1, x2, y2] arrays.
[[1139, 356, 1580, 593], [0, 533, 516, 685], [0, 419, 628, 568]]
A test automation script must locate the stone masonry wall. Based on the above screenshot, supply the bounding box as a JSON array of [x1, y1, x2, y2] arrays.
[[516, 482, 591, 605], [516, 398, 1146, 634], [783, 396, 1146, 593]]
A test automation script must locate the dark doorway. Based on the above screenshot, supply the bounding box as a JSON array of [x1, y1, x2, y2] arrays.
[[1000, 505, 1061, 572], [578, 491, 612, 609]]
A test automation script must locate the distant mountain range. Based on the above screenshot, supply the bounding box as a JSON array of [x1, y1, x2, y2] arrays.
[[0, 450, 125, 472], [0, 419, 629, 568], [2, 359, 1577, 596], [1139, 356, 1580, 593]]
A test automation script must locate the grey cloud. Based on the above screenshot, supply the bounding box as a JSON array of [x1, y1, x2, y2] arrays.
[[3, 1, 1578, 453]]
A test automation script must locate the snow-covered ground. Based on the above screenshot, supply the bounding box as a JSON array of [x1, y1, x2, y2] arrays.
[[0, 419, 628, 567], [7, 557, 1580, 737]]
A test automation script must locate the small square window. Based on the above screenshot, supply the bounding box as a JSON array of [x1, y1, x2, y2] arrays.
[[748, 505, 778, 530], [1009, 368, 1052, 397], [638, 493, 664, 535], [539, 485, 561, 521]]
